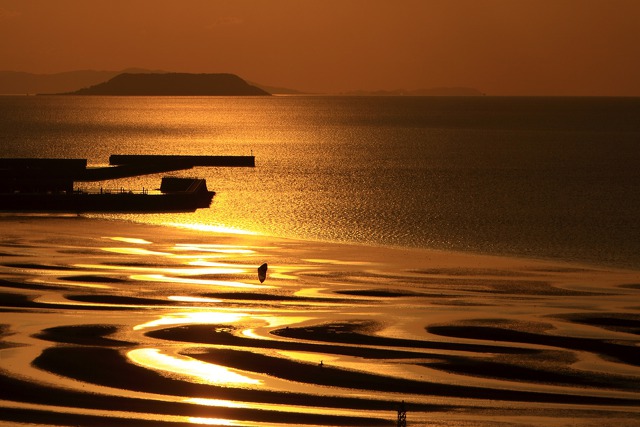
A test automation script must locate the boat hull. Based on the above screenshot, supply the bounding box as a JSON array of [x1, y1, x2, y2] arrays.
[[0, 191, 214, 213], [0, 157, 237, 213]]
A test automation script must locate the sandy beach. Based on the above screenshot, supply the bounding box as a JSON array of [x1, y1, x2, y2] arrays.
[[1, 215, 639, 426]]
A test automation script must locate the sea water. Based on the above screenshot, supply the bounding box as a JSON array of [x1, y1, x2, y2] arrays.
[[2, 95, 640, 268], [2, 95, 640, 427]]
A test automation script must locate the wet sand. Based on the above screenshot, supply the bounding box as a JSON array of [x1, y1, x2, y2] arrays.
[[1, 216, 639, 426]]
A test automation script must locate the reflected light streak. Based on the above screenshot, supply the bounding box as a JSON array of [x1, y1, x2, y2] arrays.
[[128, 348, 260, 386], [168, 296, 223, 303], [165, 222, 259, 235], [31, 278, 111, 289], [0, 400, 245, 426], [188, 418, 234, 426], [304, 258, 375, 266], [186, 398, 244, 409], [175, 244, 255, 254], [269, 272, 298, 280], [264, 316, 311, 329], [133, 311, 246, 330], [75, 263, 152, 272], [241, 329, 262, 339], [75, 263, 238, 276], [130, 274, 273, 289], [189, 396, 396, 421], [102, 247, 169, 256], [108, 237, 152, 244], [186, 260, 247, 274]]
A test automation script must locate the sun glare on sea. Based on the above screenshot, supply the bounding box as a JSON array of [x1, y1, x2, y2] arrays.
[[102, 247, 170, 256], [128, 348, 260, 386], [129, 274, 272, 289], [133, 311, 247, 330], [185, 398, 244, 409], [168, 295, 223, 303], [187, 417, 234, 426], [184, 260, 246, 274], [109, 237, 153, 244], [165, 222, 259, 236], [175, 244, 256, 255]]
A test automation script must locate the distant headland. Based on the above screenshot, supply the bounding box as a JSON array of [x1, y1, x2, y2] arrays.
[[0, 69, 484, 96], [61, 73, 270, 96]]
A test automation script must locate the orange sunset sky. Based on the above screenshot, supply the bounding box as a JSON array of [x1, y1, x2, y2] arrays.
[[1, 0, 639, 96]]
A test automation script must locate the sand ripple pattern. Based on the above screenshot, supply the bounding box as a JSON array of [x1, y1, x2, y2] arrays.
[[1, 218, 639, 426]]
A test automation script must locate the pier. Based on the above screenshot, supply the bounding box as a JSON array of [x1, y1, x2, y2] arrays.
[[0, 155, 253, 212], [109, 154, 255, 168], [1, 155, 255, 183]]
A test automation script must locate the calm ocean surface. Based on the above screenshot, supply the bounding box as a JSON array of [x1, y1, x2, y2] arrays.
[[2, 95, 640, 267]]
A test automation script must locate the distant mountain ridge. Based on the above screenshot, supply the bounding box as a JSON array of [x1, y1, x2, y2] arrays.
[[0, 68, 167, 95], [0, 70, 118, 95], [64, 73, 270, 96]]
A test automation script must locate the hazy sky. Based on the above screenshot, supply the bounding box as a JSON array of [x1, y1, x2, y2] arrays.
[[1, 0, 639, 95]]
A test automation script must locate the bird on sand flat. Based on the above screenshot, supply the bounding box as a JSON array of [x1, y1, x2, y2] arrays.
[[258, 263, 268, 283]]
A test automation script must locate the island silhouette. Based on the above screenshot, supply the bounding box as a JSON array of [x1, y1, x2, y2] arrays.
[[62, 73, 270, 96], [1, 69, 484, 96]]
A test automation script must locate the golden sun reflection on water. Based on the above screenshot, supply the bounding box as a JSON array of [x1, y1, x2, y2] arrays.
[[34, 278, 112, 290], [130, 274, 272, 289], [175, 244, 256, 255], [133, 311, 247, 330], [187, 417, 234, 426], [165, 222, 259, 236], [74, 263, 267, 290], [185, 260, 247, 274], [108, 237, 153, 245], [185, 398, 244, 409], [303, 258, 375, 266], [239, 329, 263, 340], [101, 247, 170, 256], [128, 349, 260, 386], [168, 295, 223, 303]]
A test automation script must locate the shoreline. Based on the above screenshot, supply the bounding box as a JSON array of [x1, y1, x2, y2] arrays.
[[9, 212, 639, 273], [1, 215, 639, 426], [151, 214, 640, 272]]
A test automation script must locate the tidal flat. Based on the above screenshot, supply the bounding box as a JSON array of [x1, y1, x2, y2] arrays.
[[1, 216, 639, 426]]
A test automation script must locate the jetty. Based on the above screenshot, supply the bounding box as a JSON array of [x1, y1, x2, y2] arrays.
[[0, 155, 255, 213]]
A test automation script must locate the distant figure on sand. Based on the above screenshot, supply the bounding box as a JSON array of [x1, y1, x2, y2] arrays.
[[397, 400, 407, 427], [258, 263, 268, 283]]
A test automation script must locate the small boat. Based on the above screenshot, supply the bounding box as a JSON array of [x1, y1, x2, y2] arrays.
[[0, 155, 254, 213], [0, 177, 215, 213]]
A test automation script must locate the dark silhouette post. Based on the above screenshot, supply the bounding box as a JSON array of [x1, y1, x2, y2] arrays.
[[397, 400, 407, 427]]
